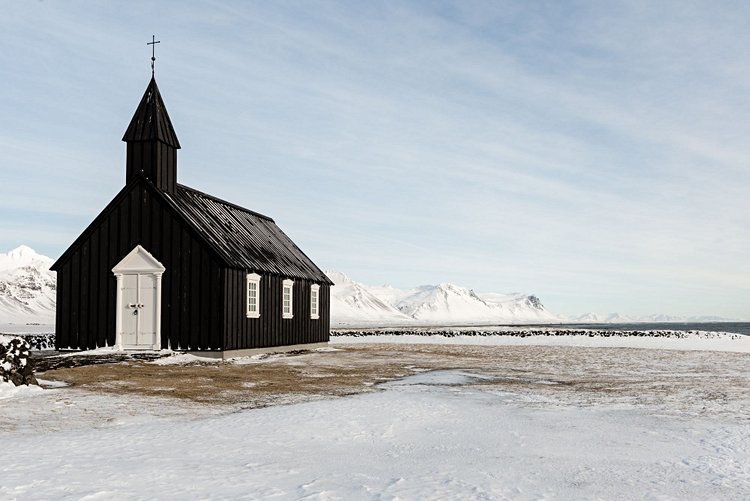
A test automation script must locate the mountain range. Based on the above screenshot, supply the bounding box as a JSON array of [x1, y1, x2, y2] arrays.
[[563, 312, 734, 324], [327, 271, 558, 327], [0, 246, 740, 327]]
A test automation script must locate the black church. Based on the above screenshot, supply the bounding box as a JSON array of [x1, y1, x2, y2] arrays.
[[50, 76, 332, 356]]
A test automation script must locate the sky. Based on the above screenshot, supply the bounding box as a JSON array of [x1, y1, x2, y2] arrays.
[[1, 1, 748, 319]]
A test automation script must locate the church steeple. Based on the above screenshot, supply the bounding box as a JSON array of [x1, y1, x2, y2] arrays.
[[123, 77, 181, 193]]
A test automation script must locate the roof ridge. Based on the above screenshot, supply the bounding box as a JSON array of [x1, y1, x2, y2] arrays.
[[176, 184, 274, 222]]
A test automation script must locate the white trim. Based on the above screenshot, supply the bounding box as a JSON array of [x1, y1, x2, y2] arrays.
[[310, 284, 320, 320], [115, 274, 124, 350], [282, 279, 294, 319], [154, 274, 163, 350], [112, 244, 166, 274], [246, 273, 261, 318]]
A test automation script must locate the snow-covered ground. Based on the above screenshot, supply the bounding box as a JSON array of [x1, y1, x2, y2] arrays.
[[2, 340, 750, 499], [1, 369, 748, 499]]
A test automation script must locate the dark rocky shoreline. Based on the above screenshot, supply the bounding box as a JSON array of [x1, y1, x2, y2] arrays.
[[6, 327, 745, 353], [331, 328, 743, 340]]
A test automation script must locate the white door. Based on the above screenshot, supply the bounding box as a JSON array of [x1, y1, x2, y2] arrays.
[[113, 245, 165, 351], [120, 273, 158, 349]]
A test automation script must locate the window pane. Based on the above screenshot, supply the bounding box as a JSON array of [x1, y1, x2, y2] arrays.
[[247, 277, 260, 316], [283, 286, 291, 313], [248, 282, 257, 312]]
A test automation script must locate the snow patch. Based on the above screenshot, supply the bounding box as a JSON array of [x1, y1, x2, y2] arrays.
[[150, 353, 219, 365], [0, 380, 43, 400]]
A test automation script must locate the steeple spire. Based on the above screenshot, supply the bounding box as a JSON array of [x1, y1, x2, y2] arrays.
[[123, 77, 181, 192]]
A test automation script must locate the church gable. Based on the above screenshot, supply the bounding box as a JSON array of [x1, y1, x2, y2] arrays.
[[53, 178, 224, 351], [51, 177, 220, 272]]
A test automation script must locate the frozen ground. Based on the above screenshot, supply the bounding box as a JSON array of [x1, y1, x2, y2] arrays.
[[1, 342, 749, 499]]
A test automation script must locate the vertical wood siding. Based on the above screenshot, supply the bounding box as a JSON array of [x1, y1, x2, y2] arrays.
[[221, 272, 330, 350], [55, 182, 223, 350], [126, 142, 176, 193]]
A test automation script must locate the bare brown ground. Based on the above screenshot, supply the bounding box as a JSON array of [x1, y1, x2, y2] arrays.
[[36, 344, 750, 420]]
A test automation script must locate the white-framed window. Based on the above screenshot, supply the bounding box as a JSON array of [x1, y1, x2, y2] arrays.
[[246, 273, 261, 318], [310, 284, 320, 320], [282, 279, 294, 319]]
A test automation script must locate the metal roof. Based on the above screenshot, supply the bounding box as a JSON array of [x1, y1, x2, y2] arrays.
[[166, 184, 332, 284], [122, 77, 181, 148]]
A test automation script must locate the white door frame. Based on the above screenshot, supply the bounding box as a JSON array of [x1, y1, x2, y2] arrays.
[[112, 245, 166, 351]]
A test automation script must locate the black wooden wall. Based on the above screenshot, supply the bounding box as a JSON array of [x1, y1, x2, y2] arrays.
[[55, 180, 223, 350], [222, 272, 330, 350]]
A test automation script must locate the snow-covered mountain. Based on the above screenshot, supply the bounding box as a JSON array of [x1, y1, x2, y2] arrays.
[[566, 312, 738, 323], [325, 271, 412, 325], [327, 271, 559, 327], [0, 246, 56, 325]]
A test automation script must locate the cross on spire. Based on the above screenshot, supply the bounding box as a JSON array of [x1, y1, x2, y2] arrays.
[[147, 35, 161, 76]]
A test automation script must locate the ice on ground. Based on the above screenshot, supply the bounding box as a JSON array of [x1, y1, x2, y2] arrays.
[[381, 369, 495, 387]]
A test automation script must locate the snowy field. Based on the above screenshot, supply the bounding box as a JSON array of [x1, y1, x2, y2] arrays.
[[0, 323, 54, 334], [2, 337, 749, 499]]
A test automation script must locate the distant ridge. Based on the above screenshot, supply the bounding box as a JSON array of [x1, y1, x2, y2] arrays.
[[564, 312, 741, 323], [326, 271, 558, 327]]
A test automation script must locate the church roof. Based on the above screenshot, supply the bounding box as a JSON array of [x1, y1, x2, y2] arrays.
[[51, 176, 332, 285], [166, 184, 332, 284], [122, 77, 181, 148]]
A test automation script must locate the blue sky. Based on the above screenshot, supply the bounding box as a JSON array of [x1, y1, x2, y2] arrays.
[[1, 1, 748, 318]]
